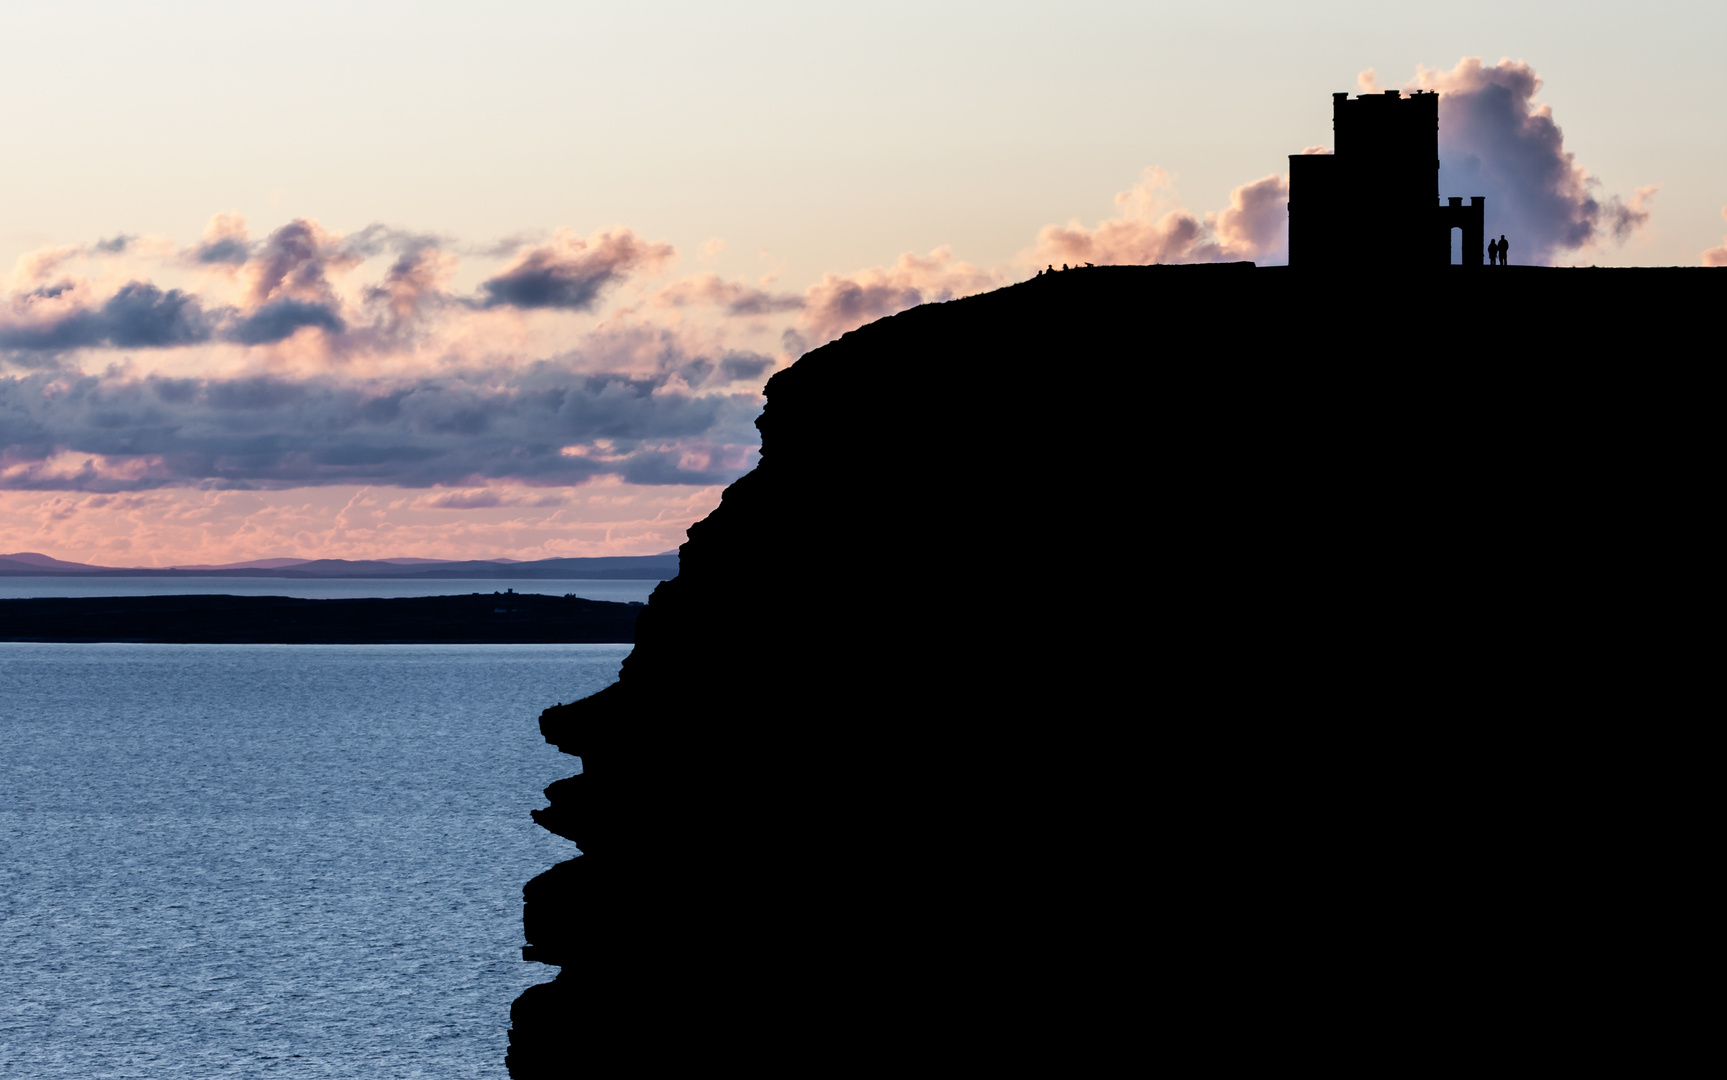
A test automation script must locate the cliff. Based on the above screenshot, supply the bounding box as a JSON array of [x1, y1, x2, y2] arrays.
[[503, 263, 1716, 1073]]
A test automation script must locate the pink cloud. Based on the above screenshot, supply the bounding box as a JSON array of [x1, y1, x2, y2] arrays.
[[0, 484, 723, 565], [11, 245, 93, 287], [359, 246, 458, 341], [1207, 174, 1292, 262], [1030, 167, 1290, 269], [1701, 206, 1727, 267], [1607, 185, 1659, 243], [185, 213, 252, 267], [244, 218, 357, 307], [412, 488, 568, 510], [797, 247, 1001, 345]]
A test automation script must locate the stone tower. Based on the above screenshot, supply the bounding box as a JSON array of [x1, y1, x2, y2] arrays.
[[1288, 90, 1485, 268]]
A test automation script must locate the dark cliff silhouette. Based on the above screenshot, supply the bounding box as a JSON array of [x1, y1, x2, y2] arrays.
[[507, 263, 1717, 1074], [1290, 90, 1487, 267]]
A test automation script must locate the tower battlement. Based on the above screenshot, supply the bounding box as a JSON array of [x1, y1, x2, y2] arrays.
[[1289, 90, 1485, 268]]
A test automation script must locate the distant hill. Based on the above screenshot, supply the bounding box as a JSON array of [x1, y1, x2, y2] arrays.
[[0, 552, 681, 580], [162, 558, 312, 570], [0, 553, 105, 571]]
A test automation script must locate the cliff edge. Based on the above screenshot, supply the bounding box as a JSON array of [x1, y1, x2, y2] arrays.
[[503, 264, 1714, 1072]]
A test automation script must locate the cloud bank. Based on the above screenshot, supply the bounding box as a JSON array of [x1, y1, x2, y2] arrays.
[[0, 61, 1679, 562], [1364, 58, 1655, 264], [0, 218, 785, 506], [1031, 167, 1291, 268], [1, 350, 767, 493], [797, 247, 1002, 345], [0, 483, 722, 567]]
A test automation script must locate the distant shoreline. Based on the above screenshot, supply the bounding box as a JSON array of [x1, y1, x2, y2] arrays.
[[0, 567, 674, 580], [0, 593, 642, 644], [0, 553, 680, 581]]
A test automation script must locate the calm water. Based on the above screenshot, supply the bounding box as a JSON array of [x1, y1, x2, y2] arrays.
[[0, 578, 663, 604], [0, 643, 622, 1077]]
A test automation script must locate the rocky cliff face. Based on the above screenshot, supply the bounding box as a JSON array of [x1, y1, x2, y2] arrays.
[[502, 264, 1715, 1073]]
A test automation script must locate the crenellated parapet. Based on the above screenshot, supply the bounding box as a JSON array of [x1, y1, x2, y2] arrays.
[[1289, 90, 1489, 268]]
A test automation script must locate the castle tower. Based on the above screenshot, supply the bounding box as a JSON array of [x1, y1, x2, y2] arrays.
[[1288, 90, 1484, 269]]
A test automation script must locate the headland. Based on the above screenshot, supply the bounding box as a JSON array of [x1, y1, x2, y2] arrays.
[[506, 262, 1715, 1074]]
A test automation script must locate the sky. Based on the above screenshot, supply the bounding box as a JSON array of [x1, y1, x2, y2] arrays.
[[3, 1, 1723, 565]]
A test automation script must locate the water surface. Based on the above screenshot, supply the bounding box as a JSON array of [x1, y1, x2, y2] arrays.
[[0, 643, 616, 1077]]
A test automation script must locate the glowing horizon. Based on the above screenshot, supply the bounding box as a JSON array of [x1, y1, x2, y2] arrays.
[[5, 3, 1722, 566]]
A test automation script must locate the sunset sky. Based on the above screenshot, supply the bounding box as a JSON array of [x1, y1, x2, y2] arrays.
[[3, 1, 1722, 566]]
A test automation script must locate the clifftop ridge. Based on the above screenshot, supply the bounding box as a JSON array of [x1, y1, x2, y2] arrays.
[[505, 263, 1714, 1073]]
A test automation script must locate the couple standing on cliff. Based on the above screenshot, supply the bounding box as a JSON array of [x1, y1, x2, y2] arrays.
[[1488, 235, 1510, 265]]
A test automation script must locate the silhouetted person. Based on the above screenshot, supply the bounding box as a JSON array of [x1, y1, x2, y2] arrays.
[[1062, 264, 1069, 271], [1498, 235, 1509, 266], [1488, 237, 1499, 266], [1047, 264, 1054, 274]]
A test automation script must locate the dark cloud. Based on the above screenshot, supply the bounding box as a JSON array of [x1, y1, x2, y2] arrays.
[[720, 354, 774, 382], [185, 217, 445, 281], [227, 299, 345, 345], [465, 231, 549, 259], [659, 349, 770, 387], [0, 355, 763, 492], [150, 377, 198, 403], [0, 282, 214, 352], [93, 235, 133, 254], [340, 224, 446, 260], [190, 237, 252, 265], [101, 284, 217, 347], [1, 277, 345, 354], [203, 377, 309, 410], [185, 213, 254, 266], [1400, 59, 1656, 263], [480, 229, 675, 310], [650, 349, 775, 390], [618, 448, 736, 486]]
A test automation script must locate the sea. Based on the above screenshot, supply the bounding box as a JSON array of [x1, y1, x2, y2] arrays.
[[0, 584, 634, 1076]]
